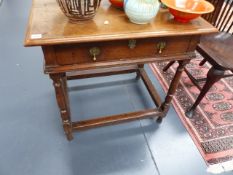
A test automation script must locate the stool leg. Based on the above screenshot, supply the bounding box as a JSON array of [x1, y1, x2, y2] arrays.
[[199, 58, 207, 66], [163, 61, 176, 72], [186, 67, 225, 118], [50, 73, 73, 141]]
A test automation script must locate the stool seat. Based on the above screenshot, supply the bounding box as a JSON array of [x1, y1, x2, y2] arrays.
[[197, 32, 233, 70]]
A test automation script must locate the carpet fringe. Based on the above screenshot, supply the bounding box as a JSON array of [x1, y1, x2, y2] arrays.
[[207, 159, 233, 174]]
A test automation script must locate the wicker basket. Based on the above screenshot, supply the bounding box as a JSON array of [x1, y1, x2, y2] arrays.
[[56, 0, 101, 22]]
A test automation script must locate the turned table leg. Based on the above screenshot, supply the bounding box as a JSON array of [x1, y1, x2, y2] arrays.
[[50, 73, 73, 140], [157, 59, 190, 123], [136, 64, 144, 79]]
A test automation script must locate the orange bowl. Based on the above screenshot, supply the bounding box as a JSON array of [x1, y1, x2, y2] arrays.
[[161, 0, 215, 23], [109, 0, 124, 8]]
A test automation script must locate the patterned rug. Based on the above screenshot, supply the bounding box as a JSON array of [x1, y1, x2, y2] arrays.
[[149, 54, 233, 174]]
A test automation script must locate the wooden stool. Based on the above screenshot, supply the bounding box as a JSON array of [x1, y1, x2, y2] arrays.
[[163, 0, 233, 118]]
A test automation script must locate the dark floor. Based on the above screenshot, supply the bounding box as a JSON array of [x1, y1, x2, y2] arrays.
[[0, 1, 232, 175]]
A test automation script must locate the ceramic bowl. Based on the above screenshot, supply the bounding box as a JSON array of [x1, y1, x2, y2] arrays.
[[56, 0, 101, 22], [109, 0, 124, 8], [161, 0, 214, 23]]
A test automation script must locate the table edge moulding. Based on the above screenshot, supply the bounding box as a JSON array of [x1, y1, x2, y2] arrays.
[[24, 0, 217, 140]]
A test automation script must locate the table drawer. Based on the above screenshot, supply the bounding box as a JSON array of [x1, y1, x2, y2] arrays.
[[54, 36, 192, 65]]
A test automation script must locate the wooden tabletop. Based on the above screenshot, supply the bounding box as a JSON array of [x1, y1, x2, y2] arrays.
[[24, 0, 217, 46]]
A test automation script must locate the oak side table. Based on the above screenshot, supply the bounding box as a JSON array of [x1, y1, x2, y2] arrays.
[[24, 0, 217, 140]]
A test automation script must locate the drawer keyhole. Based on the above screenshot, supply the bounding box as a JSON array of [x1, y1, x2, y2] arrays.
[[128, 39, 137, 49]]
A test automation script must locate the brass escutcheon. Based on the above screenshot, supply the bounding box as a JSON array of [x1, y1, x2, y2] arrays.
[[157, 42, 166, 54], [89, 47, 101, 61], [128, 39, 137, 49]]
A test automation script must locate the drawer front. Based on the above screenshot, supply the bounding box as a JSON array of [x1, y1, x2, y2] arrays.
[[54, 36, 192, 65]]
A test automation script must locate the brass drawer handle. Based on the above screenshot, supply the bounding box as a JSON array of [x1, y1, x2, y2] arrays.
[[128, 39, 137, 49], [89, 47, 101, 61], [157, 42, 166, 54]]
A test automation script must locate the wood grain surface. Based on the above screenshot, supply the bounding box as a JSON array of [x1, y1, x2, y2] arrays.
[[24, 0, 217, 46]]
